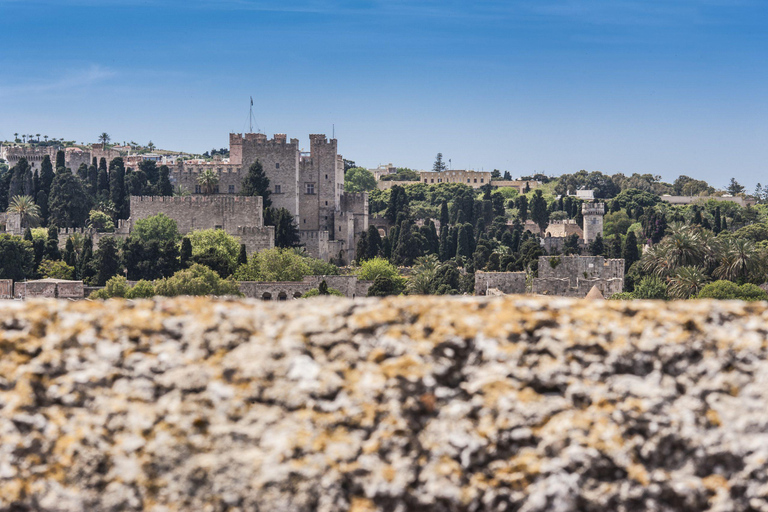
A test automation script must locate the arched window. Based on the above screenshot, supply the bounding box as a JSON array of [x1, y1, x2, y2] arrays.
[[262, 292, 272, 301]]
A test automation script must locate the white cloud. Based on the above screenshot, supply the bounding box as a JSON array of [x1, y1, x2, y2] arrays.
[[0, 65, 116, 98]]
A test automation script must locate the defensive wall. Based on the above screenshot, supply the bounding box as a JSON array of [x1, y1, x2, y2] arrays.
[[13, 279, 84, 299], [476, 255, 625, 298], [238, 275, 373, 300], [419, 169, 491, 188], [129, 195, 274, 255]]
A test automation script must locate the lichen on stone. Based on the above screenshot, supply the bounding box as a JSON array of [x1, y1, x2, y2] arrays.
[[1, 296, 768, 511]]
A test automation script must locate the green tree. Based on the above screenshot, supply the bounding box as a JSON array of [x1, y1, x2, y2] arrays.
[[697, 280, 768, 301], [38, 259, 75, 280], [98, 132, 111, 145], [48, 169, 91, 227], [726, 178, 745, 196], [588, 233, 604, 256], [180, 237, 192, 267], [197, 169, 219, 195], [109, 158, 128, 219], [235, 247, 311, 281], [432, 153, 446, 172], [91, 236, 121, 286], [365, 225, 381, 260], [157, 165, 174, 196], [392, 219, 418, 266], [439, 200, 449, 227], [126, 279, 156, 299], [632, 276, 669, 300], [40, 155, 54, 198], [6, 195, 41, 228], [55, 150, 65, 170], [529, 190, 548, 231], [90, 275, 130, 299], [0, 234, 34, 281], [240, 160, 271, 207], [264, 207, 301, 248], [344, 167, 376, 193], [456, 223, 474, 260], [238, 244, 248, 266], [668, 266, 710, 299], [623, 230, 640, 272], [186, 228, 242, 277]]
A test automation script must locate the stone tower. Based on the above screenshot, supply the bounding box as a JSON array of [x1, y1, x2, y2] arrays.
[[582, 202, 605, 243]]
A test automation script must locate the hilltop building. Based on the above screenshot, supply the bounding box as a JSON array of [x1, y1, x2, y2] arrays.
[[168, 133, 368, 263]]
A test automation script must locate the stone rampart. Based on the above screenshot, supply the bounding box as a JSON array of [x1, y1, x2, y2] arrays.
[[238, 275, 372, 299], [1, 297, 768, 510], [475, 270, 527, 295]]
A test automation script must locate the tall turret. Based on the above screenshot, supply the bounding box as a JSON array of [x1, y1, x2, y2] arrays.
[[582, 202, 605, 243]]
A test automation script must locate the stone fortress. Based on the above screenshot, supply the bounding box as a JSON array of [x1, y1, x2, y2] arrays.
[[476, 254, 625, 298], [169, 133, 368, 263], [0, 143, 120, 173]]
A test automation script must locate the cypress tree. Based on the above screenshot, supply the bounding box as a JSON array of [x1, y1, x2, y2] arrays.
[[439, 226, 450, 261], [456, 224, 473, 259], [237, 244, 248, 266], [439, 200, 449, 228], [157, 165, 173, 196], [319, 280, 329, 295], [77, 163, 88, 182], [109, 158, 127, 219], [355, 231, 369, 263], [240, 160, 272, 208], [88, 164, 98, 195], [63, 237, 76, 267], [46, 226, 61, 260], [714, 207, 722, 234], [78, 237, 94, 282], [93, 237, 121, 286], [365, 225, 381, 260], [588, 233, 604, 256], [180, 237, 192, 267], [623, 231, 640, 272], [55, 150, 65, 170], [392, 220, 417, 266], [36, 190, 48, 226], [99, 157, 107, 173]]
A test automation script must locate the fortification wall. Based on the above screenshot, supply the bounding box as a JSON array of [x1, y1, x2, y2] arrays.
[[475, 271, 527, 295], [235, 225, 275, 255], [538, 255, 624, 287], [1, 297, 766, 511], [238, 274, 370, 299], [129, 195, 265, 234]]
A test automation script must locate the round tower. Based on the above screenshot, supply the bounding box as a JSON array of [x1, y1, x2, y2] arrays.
[[582, 202, 605, 243]]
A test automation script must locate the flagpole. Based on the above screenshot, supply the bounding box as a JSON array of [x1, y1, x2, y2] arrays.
[[249, 97, 253, 133]]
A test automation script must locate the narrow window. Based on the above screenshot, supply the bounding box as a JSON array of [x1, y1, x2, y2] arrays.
[[275, 184, 282, 194], [276, 162, 280, 169], [228, 185, 235, 194], [306, 183, 315, 194]]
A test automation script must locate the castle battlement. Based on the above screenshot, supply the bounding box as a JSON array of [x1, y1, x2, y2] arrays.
[[582, 203, 606, 215], [131, 195, 262, 206]]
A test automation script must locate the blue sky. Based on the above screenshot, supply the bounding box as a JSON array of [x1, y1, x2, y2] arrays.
[[1, 0, 766, 189]]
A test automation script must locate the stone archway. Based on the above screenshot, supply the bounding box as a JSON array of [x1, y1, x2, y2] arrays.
[[262, 292, 272, 301], [293, 292, 303, 299], [278, 291, 287, 301]]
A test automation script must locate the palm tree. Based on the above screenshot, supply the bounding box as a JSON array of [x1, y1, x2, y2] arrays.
[[98, 132, 111, 145], [6, 195, 42, 228], [35, 134, 41, 142], [407, 255, 440, 295], [43, 135, 48, 143], [668, 266, 710, 299], [714, 238, 761, 283], [196, 169, 219, 195], [13, 132, 18, 143], [147, 141, 156, 152]]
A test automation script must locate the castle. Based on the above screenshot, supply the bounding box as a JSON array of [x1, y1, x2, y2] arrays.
[[476, 255, 624, 298], [168, 133, 367, 263], [0, 143, 120, 173]]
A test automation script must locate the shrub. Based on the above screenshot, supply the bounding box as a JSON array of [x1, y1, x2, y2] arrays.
[[38, 259, 74, 280], [154, 264, 242, 297], [302, 287, 344, 298], [631, 276, 669, 300], [125, 279, 155, 299], [697, 280, 768, 301], [90, 275, 129, 299]]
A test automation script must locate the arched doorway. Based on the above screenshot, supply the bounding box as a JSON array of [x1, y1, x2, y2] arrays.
[[278, 291, 287, 301], [293, 292, 303, 299], [262, 292, 272, 301]]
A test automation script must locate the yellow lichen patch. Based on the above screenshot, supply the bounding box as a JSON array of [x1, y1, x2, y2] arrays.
[[706, 409, 722, 427], [702, 474, 729, 491], [380, 354, 425, 380], [349, 496, 377, 512], [382, 465, 397, 482], [627, 463, 650, 485]]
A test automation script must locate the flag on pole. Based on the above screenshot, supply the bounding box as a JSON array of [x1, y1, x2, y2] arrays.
[[250, 96, 253, 106]]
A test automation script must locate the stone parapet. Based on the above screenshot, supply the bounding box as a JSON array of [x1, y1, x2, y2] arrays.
[[0, 297, 767, 510]]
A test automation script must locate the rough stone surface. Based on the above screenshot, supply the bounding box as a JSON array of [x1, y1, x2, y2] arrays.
[[1, 296, 768, 511]]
